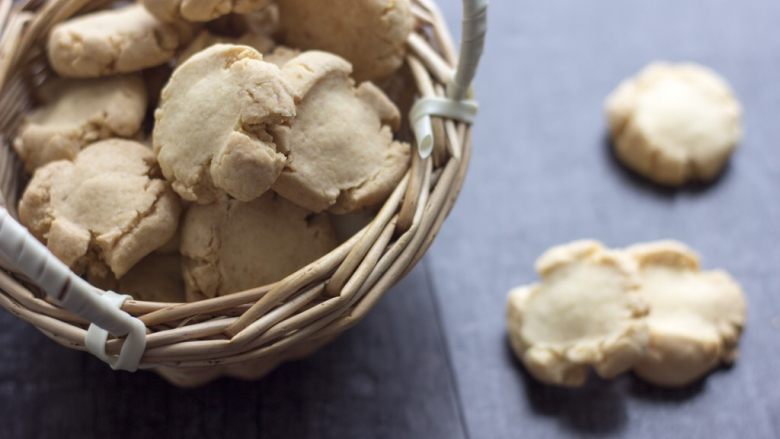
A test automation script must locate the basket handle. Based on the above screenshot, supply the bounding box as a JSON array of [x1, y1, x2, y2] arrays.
[[0, 207, 146, 371], [411, 0, 487, 158]]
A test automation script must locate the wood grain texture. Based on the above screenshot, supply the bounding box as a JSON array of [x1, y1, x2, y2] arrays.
[[428, 0, 780, 438]]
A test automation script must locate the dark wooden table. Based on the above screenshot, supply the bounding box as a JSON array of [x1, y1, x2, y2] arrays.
[[2, 1, 779, 438]]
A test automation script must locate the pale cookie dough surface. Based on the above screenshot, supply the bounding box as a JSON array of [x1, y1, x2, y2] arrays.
[[142, 0, 272, 23], [14, 75, 147, 172], [48, 4, 194, 78], [177, 29, 275, 64], [628, 241, 747, 387], [18, 139, 181, 279], [606, 62, 742, 186], [506, 240, 649, 387], [272, 51, 410, 213], [277, 0, 414, 81], [154, 44, 296, 203], [180, 193, 337, 301]]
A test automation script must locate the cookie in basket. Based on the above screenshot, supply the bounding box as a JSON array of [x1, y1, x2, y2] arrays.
[[13, 74, 147, 172], [180, 193, 337, 301], [272, 51, 411, 213], [48, 4, 195, 78], [142, 0, 272, 23], [18, 139, 182, 280], [627, 241, 746, 387], [154, 44, 296, 203], [277, 0, 414, 81], [118, 253, 186, 303], [506, 241, 650, 387]]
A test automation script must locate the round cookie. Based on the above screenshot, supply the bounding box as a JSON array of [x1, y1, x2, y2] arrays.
[[18, 139, 181, 279], [277, 0, 414, 81], [627, 241, 747, 387], [606, 63, 742, 186], [180, 193, 338, 301], [142, 0, 272, 23], [154, 44, 296, 204], [14, 75, 147, 172], [272, 51, 410, 213], [47, 4, 195, 78], [506, 241, 650, 387]]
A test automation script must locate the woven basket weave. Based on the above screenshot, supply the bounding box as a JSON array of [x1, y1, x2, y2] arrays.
[[0, 0, 485, 386]]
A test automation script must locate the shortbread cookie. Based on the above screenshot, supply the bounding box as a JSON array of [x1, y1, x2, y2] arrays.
[[14, 75, 147, 172], [277, 0, 414, 81], [628, 241, 746, 387], [154, 44, 296, 203], [606, 63, 742, 186], [177, 29, 274, 64], [48, 4, 194, 78], [506, 241, 650, 387], [181, 193, 337, 301], [142, 0, 271, 23], [272, 51, 410, 213], [18, 139, 181, 279]]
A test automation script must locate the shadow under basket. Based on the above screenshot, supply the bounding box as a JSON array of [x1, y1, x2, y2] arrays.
[[0, 0, 485, 387]]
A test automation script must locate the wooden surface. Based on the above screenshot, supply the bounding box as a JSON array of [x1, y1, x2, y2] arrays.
[[2, 0, 780, 438]]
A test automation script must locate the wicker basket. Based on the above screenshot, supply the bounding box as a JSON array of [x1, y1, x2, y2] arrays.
[[0, 0, 486, 386]]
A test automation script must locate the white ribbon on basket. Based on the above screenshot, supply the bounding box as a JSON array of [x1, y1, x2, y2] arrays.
[[0, 207, 146, 371], [411, 0, 487, 158]]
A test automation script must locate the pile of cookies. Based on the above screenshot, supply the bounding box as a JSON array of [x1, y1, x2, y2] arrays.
[[506, 240, 746, 388], [14, 0, 416, 303]]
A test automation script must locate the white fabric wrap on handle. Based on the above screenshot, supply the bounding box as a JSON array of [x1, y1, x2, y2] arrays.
[[411, 0, 488, 158], [0, 207, 146, 371]]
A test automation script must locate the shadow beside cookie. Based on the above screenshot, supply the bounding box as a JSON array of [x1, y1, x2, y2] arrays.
[[504, 338, 629, 435], [602, 133, 733, 197]]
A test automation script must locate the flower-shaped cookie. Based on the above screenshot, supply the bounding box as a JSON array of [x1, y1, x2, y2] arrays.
[[272, 51, 410, 213], [18, 139, 182, 280], [14, 75, 147, 172], [628, 241, 747, 387], [181, 193, 337, 301], [48, 4, 194, 78], [142, 0, 272, 23], [154, 44, 296, 203], [606, 63, 742, 186], [506, 241, 650, 387], [277, 0, 414, 81]]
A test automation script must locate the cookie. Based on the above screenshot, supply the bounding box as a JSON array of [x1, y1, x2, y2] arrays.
[[142, 0, 272, 23], [627, 241, 747, 387], [154, 44, 296, 203], [506, 241, 650, 387], [606, 63, 742, 186], [14, 75, 147, 172], [272, 51, 410, 213], [177, 29, 274, 64], [18, 139, 181, 279], [180, 193, 337, 301], [277, 0, 414, 81], [48, 4, 194, 78]]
